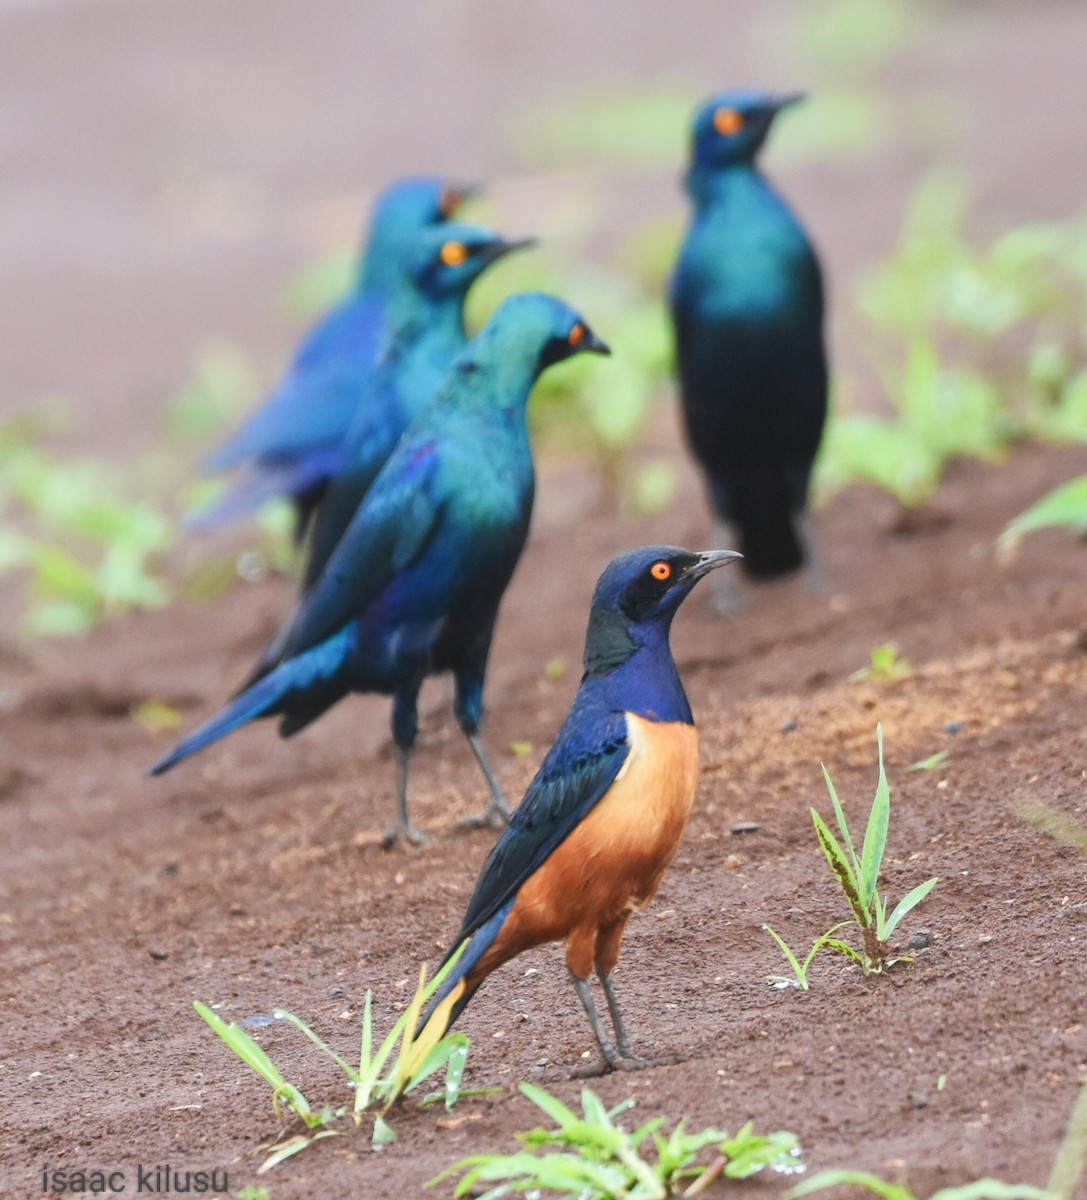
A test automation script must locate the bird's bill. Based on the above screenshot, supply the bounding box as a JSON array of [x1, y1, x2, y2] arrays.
[[485, 235, 537, 264], [769, 91, 807, 113], [583, 329, 611, 356], [684, 549, 743, 579]]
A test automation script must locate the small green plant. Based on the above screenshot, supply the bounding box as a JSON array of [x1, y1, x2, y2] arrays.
[[1000, 476, 1087, 550], [789, 1171, 1052, 1200], [0, 412, 174, 636], [235, 1187, 271, 1200], [432, 1082, 801, 1198], [849, 643, 911, 683], [818, 177, 1087, 509], [811, 725, 937, 974], [195, 948, 474, 1171], [763, 922, 852, 990], [906, 749, 950, 772]]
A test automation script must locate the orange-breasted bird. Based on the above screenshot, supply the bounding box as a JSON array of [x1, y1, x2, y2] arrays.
[[415, 544, 740, 1069]]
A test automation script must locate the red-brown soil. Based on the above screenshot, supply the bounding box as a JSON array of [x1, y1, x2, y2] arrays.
[[3, 3, 1087, 1199]]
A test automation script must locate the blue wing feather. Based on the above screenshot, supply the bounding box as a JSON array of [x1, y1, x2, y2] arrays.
[[203, 292, 385, 471], [277, 440, 442, 659], [456, 697, 630, 940]]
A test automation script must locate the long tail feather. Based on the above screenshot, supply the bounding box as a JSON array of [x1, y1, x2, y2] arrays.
[[415, 902, 513, 1044], [187, 448, 341, 531], [145, 670, 289, 776], [147, 626, 356, 776]]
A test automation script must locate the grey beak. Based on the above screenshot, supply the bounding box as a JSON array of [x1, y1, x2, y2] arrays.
[[770, 91, 808, 113], [584, 329, 611, 356], [487, 236, 537, 263], [686, 549, 743, 579]]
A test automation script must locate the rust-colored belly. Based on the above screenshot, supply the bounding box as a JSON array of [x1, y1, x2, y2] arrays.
[[473, 713, 699, 983]]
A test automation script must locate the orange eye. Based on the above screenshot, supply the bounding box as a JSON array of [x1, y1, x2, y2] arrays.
[[568, 323, 585, 347], [713, 107, 744, 136], [439, 187, 462, 217], [650, 561, 671, 581], [440, 241, 469, 266]]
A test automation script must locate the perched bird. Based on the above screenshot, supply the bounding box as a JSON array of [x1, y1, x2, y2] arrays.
[[300, 222, 533, 592], [670, 90, 827, 604], [149, 294, 610, 844], [415, 544, 740, 1070], [194, 176, 470, 537]]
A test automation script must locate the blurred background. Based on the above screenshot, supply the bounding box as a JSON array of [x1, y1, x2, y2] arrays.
[[1, 0, 1085, 637]]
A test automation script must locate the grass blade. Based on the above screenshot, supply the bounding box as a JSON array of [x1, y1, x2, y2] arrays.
[[274, 1009, 359, 1082], [764, 925, 809, 989], [821, 763, 862, 880], [859, 725, 890, 909], [882, 876, 938, 939], [812, 808, 867, 928], [789, 1168, 913, 1199]]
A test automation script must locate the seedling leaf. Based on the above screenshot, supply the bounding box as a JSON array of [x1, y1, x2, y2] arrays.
[[882, 876, 938, 940], [859, 725, 891, 908], [812, 808, 867, 928]]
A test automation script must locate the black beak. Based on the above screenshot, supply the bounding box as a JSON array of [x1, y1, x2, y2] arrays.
[[583, 328, 611, 356], [684, 549, 743, 579], [484, 236, 537, 264], [770, 91, 807, 114]]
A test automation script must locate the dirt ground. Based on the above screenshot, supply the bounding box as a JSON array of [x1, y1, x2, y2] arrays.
[[3, 2, 1087, 1199]]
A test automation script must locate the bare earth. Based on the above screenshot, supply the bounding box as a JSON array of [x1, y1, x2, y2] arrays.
[[2, 2, 1087, 1198]]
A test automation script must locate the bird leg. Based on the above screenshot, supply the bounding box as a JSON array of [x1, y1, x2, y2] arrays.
[[709, 518, 745, 615], [598, 971, 636, 1060], [382, 746, 432, 848], [797, 511, 826, 593], [598, 971, 649, 1069], [462, 732, 511, 829], [568, 970, 645, 1073], [569, 970, 622, 1068]]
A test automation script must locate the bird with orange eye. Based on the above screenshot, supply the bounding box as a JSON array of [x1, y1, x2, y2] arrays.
[[412, 544, 741, 1072], [194, 177, 473, 537], [290, 222, 535, 594], [150, 293, 611, 847], [670, 89, 827, 608]]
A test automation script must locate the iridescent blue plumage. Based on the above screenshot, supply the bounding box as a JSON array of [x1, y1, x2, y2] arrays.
[[195, 177, 469, 534], [300, 222, 532, 590], [670, 91, 827, 587], [150, 294, 610, 844], [417, 545, 740, 1069]]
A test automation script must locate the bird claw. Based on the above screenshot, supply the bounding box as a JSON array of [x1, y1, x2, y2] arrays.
[[572, 1050, 649, 1078], [380, 822, 432, 850], [608, 1051, 650, 1072], [462, 797, 510, 831]]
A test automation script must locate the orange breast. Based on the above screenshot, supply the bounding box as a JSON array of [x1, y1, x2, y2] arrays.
[[471, 713, 699, 985]]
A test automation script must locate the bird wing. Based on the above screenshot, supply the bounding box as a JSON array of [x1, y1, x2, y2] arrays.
[[277, 439, 444, 658], [203, 293, 385, 470], [456, 701, 630, 939]]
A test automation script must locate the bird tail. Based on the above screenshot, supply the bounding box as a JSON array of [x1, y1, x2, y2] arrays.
[[145, 670, 288, 776], [712, 473, 806, 580], [187, 447, 340, 532], [414, 902, 514, 1047], [147, 627, 356, 776]]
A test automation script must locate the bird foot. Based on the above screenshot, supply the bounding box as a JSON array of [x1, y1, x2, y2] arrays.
[[462, 797, 510, 831], [380, 822, 432, 850], [572, 1050, 649, 1078], [607, 1051, 650, 1072]]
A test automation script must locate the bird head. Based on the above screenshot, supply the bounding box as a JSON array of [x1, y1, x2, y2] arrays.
[[584, 546, 741, 674], [471, 293, 610, 381], [689, 90, 805, 170], [361, 177, 477, 289], [410, 223, 535, 300]]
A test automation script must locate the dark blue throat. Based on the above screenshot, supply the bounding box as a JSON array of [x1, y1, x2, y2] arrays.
[[583, 610, 693, 725]]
